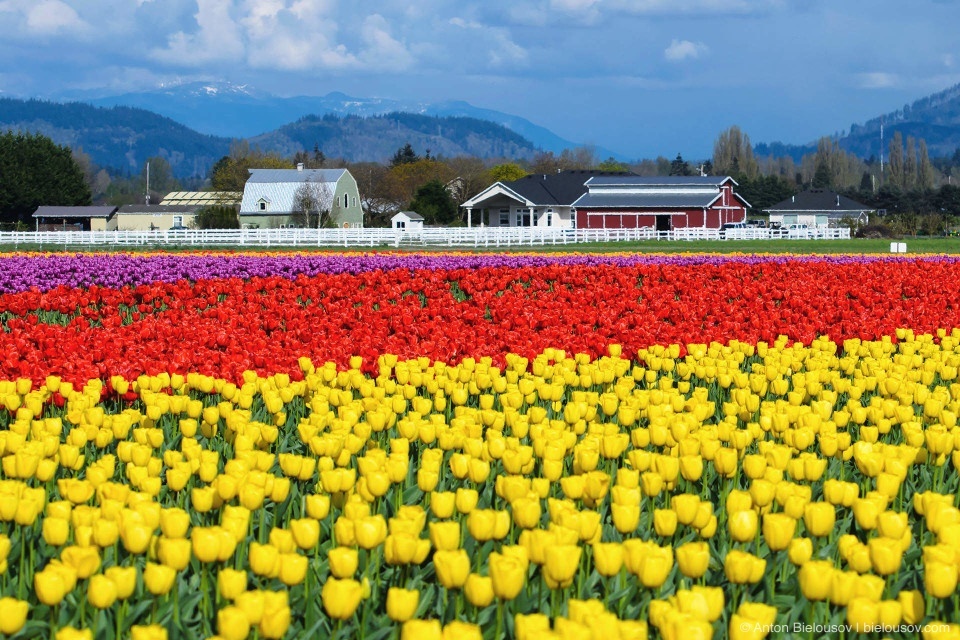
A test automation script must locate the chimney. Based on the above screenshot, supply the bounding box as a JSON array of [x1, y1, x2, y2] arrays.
[[297, 163, 304, 171]]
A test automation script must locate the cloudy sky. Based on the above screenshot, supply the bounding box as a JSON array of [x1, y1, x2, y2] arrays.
[[0, 0, 958, 159]]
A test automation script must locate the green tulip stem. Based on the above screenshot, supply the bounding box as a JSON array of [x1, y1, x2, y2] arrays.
[[117, 600, 127, 639], [495, 599, 504, 640], [173, 578, 181, 625], [201, 565, 211, 632], [18, 528, 26, 599]]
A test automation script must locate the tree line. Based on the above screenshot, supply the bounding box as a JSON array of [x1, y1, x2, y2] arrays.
[[5, 125, 960, 231]]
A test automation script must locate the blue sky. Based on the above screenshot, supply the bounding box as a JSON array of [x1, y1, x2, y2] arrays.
[[0, 0, 958, 159]]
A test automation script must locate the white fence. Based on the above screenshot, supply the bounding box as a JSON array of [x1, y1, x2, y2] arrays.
[[0, 226, 851, 249]]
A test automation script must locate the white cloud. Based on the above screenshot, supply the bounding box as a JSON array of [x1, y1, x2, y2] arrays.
[[0, 0, 86, 35], [664, 39, 707, 62], [360, 14, 414, 70], [152, 0, 244, 65], [858, 72, 899, 89], [944, 54, 954, 68]]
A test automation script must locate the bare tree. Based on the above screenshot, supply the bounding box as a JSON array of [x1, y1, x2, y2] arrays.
[[292, 178, 333, 228]]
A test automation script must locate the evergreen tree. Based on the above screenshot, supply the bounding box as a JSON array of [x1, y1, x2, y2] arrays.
[[0, 131, 91, 225], [391, 143, 419, 167], [669, 154, 692, 176], [408, 180, 458, 225]]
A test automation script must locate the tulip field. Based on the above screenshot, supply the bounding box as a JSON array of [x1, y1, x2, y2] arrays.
[[4, 251, 960, 639]]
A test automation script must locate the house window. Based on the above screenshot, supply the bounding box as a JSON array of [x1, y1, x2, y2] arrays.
[[173, 215, 183, 227], [546, 213, 553, 227], [258, 201, 267, 211], [353, 197, 357, 207], [499, 209, 509, 226], [518, 209, 531, 227], [343, 194, 348, 208], [398, 221, 406, 229]]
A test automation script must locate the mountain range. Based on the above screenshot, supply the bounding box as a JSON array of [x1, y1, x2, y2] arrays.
[[2, 81, 960, 180], [755, 83, 960, 162]]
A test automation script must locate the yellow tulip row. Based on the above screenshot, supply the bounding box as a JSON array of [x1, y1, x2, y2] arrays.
[[2, 334, 960, 637]]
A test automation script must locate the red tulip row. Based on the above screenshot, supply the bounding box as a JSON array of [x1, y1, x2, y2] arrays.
[[2, 258, 960, 385]]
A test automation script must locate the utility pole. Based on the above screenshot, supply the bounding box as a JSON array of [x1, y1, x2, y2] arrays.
[[145, 161, 151, 205]]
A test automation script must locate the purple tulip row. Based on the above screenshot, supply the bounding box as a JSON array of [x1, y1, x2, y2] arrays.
[[0, 251, 951, 294]]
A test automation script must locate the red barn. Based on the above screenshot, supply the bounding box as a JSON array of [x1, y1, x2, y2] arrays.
[[572, 176, 749, 231]]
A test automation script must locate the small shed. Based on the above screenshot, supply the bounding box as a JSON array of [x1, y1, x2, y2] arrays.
[[392, 211, 424, 231], [32, 206, 118, 231]]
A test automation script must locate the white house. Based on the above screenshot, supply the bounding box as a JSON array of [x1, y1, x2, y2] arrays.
[[460, 170, 634, 229], [391, 211, 424, 232], [765, 189, 873, 228], [238, 165, 364, 229]]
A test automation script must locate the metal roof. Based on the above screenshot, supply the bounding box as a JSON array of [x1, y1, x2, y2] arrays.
[[160, 191, 241, 205], [33, 206, 117, 219], [573, 193, 721, 209], [585, 175, 735, 187], [240, 169, 346, 215], [765, 189, 873, 213], [246, 168, 347, 183], [118, 205, 200, 214], [395, 211, 425, 221]]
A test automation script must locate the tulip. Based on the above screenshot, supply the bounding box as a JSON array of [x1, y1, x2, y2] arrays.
[[868, 537, 903, 576], [728, 509, 758, 543], [761, 513, 796, 552], [157, 537, 191, 571], [430, 492, 456, 519], [234, 591, 265, 625], [671, 494, 700, 525], [34, 569, 68, 606], [60, 545, 101, 579], [489, 551, 526, 599], [328, 547, 359, 579], [159, 508, 190, 539], [354, 515, 388, 550], [798, 561, 834, 601], [218, 568, 248, 600], [290, 519, 321, 550], [130, 625, 168, 640], [511, 497, 541, 529], [218, 605, 251, 640], [924, 561, 959, 599], [105, 566, 138, 600], [387, 587, 420, 622], [803, 502, 835, 537], [87, 574, 118, 609], [788, 538, 813, 565], [515, 614, 551, 640], [191, 527, 221, 564], [638, 545, 674, 589], [0, 597, 28, 636], [724, 550, 764, 585], [43, 517, 71, 546], [429, 522, 461, 552], [442, 621, 482, 640], [593, 542, 624, 578], [434, 550, 470, 589], [653, 509, 678, 537], [143, 562, 176, 596], [456, 489, 479, 514], [120, 521, 153, 555], [401, 620, 443, 640], [259, 604, 292, 640], [611, 504, 641, 534], [465, 574, 494, 608], [322, 578, 363, 620], [676, 541, 710, 579], [305, 494, 331, 520], [279, 553, 308, 586], [543, 545, 581, 589], [899, 589, 925, 624]]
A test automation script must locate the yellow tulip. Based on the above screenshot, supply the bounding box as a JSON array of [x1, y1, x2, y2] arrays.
[[464, 574, 494, 608], [543, 545, 581, 589], [676, 541, 710, 579], [354, 515, 388, 550], [290, 519, 321, 550], [248, 543, 281, 578], [592, 542, 624, 578], [728, 509, 758, 543], [653, 509, 678, 537], [130, 625, 169, 640], [278, 553, 308, 586], [761, 513, 796, 552], [143, 562, 176, 596], [401, 620, 443, 640], [798, 561, 834, 601], [159, 508, 190, 539], [0, 597, 28, 636], [43, 517, 71, 546], [217, 605, 251, 640], [433, 550, 470, 590], [429, 521, 461, 551], [157, 537, 191, 571], [218, 568, 248, 600], [788, 538, 813, 565], [868, 537, 903, 576], [321, 578, 363, 620], [55, 629, 93, 640], [328, 547, 359, 579], [803, 502, 835, 537], [386, 587, 420, 622], [489, 551, 526, 599], [925, 561, 959, 599], [724, 550, 764, 585], [105, 566, 138, 600], [87, 574, 118, 609]]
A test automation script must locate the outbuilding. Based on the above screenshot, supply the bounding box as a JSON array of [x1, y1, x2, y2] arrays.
[[391, 211, 424, 232], [32, 206, 118, 231]]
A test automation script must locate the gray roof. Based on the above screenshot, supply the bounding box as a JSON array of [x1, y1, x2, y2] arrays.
[[766, 189, 873, 213], [33, 206, 117, 219], [573, 193, 721, 209], [584, 175, 736, 187], [395, 211, 424, 221], [119, 205, 199, 214], [240, 168, 346, 215], [246, 168, 347, 183]]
